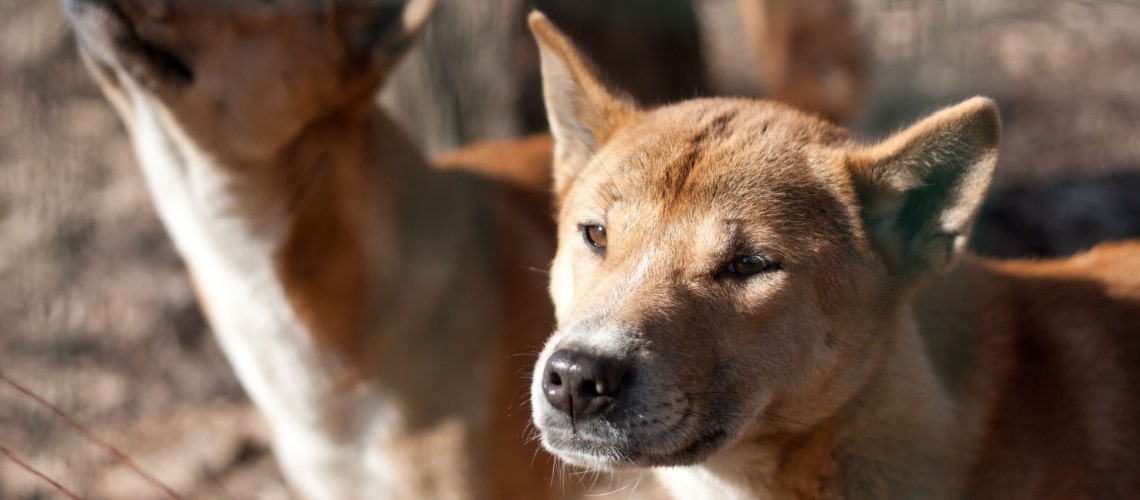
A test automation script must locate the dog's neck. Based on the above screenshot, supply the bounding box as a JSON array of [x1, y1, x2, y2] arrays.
[[656, 309, 965, 499], [655, 425, 840, 500], [118, 85, 497, 498], [123, 86, 376, 391]]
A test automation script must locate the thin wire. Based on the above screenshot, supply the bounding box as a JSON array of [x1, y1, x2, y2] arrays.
[[0, 443, 82, 499], [0, 369, 181, 499]]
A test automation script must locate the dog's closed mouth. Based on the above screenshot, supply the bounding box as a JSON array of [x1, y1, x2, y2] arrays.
[[542, 429, 635, 468], [542, 418, 732, 468], [631, 427, 732, 467]]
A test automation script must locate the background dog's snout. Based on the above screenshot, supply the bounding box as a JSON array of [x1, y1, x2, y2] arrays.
[[542, 348, 627, 420]]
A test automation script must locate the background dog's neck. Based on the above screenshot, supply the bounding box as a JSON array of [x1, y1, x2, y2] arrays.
[[116, 84, 500, 498]]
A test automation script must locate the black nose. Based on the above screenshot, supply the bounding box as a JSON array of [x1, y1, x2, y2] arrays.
[[542, 348, 627, 420]]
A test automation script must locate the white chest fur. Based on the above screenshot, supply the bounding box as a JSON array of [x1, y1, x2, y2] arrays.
[[125, 89, 398, 499]]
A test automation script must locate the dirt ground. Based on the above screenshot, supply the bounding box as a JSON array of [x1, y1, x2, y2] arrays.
[[1, 0, 1138, 498], [1, 2, 287, 498]]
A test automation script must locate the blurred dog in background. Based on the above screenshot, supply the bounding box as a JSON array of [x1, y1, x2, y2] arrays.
[[64, 0, 563, 498]]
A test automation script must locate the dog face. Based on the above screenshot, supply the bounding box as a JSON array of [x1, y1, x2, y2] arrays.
[[64, 0, 434, 161], [538, 101, 883, 469], [527, 12, 999, 470]]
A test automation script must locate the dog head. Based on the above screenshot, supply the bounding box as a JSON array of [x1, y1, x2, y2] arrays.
[[64, 0, 434, 162], [528, 11, 999, 470]]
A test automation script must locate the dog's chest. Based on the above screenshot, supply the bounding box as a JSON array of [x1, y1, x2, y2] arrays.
[[124, 91, 395, 441]]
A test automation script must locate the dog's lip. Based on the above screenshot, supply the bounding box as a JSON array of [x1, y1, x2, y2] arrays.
[[544, 431, 631, 464], [543, 423, 731, 468], [541, 428, 640, 469], [540, 408, 731, 467]]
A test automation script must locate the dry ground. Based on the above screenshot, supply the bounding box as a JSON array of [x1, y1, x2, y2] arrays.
[[1, 0, 1138, 498]]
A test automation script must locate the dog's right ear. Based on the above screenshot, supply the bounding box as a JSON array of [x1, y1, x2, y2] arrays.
[[529, 11, 637, 195]]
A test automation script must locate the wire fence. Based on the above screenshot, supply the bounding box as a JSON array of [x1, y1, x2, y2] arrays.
[[0, 370, 181, 499]]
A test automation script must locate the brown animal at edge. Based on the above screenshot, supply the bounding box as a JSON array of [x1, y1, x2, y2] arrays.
[[526, 11, 1139, 499], [737, 0, 867, 125], [63, 0, 565, 498]]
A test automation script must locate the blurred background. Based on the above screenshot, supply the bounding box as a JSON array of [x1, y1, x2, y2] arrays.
[[1, 0, 1138, 497]]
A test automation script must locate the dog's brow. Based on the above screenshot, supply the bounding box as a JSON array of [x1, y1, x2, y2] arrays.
[[721, 218, 750, 238], [662, 110, 739, 205], [715, 218, 787, 258]]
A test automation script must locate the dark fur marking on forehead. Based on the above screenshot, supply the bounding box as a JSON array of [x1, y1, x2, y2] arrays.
[[662, 110, 738, 204]]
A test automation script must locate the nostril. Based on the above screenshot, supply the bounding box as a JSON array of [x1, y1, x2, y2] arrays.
[[542, 352, 573, 416], [591, 357, 626, 398]]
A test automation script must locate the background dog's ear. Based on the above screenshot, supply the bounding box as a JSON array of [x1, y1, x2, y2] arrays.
[[529, 11, 637, 195], [847, 97, 1000, 281], [337, 0, 435, 70]]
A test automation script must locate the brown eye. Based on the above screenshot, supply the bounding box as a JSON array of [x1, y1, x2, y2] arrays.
[[581, 224, 608, 253], [718, 255, 780, 279]]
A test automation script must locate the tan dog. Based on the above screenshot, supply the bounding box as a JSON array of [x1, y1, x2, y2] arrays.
[[528, 12, 1140, 499], [64, 1, 562, 498], [736, 0, 866, 125]]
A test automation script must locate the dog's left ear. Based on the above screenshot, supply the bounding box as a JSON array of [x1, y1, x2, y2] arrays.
[[529, 11, 637, 195], [847, 97, 1000, 281]]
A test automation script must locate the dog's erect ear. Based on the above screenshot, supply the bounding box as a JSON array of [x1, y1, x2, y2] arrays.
[[529, 11, 636, 195], [847, 97, 1000, 281], [337, 0, 436, 68]]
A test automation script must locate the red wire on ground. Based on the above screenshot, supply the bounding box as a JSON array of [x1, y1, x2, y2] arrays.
[[0, 369, 181, 499], [0, 443, 82, 499]]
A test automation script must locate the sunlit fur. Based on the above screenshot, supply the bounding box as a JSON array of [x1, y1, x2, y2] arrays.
[[529, 10, 1140, 499]]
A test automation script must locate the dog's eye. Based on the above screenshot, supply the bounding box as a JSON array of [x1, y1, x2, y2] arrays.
[[718, 255, 780, 279], [581, 224, 607, 254]]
